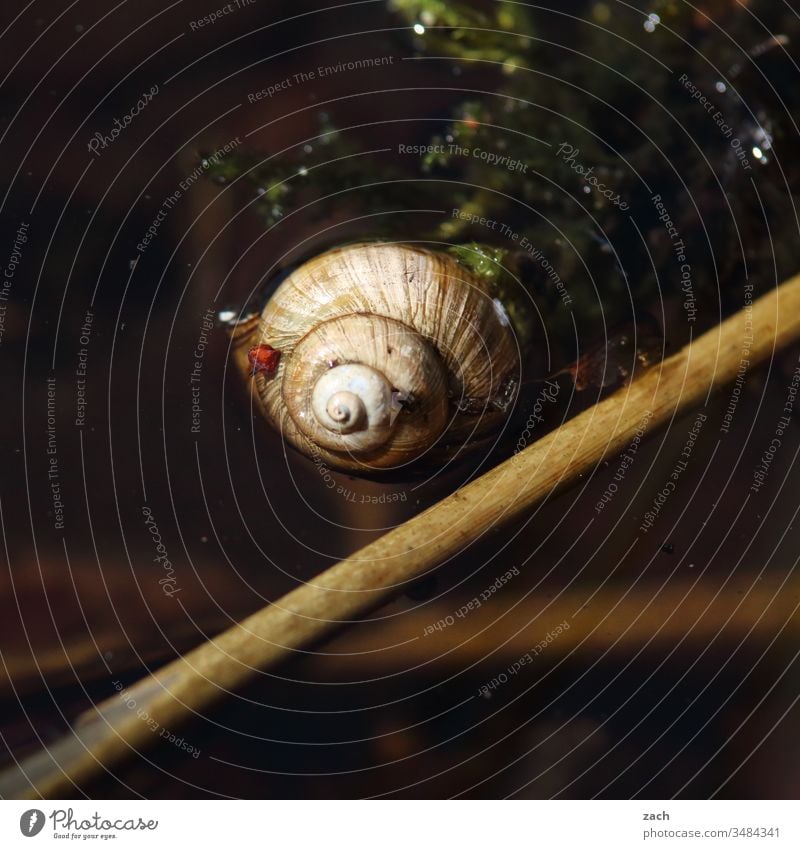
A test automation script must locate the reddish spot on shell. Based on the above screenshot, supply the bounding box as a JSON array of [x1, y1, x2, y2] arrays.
[[248, 344, 281, 375]]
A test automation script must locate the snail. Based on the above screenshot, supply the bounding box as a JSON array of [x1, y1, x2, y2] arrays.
[[229, 242, 530, 473]]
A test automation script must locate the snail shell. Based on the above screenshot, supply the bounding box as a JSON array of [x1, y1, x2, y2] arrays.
[[233, 243, 523, 473]]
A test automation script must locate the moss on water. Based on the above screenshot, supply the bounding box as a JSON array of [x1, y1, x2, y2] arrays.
[[207, 0, 800, 356]]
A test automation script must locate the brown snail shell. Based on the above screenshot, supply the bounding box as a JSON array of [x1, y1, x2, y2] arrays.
[[231, 242, 522, 473]]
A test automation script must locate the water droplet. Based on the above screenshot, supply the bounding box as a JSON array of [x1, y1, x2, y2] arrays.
[[643, 12, 660, 33], [753, 126, 773, 150], [413, 23, 425, 35]]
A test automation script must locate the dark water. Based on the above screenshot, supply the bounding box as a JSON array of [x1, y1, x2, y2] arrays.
[[0, 0, 799, 799]]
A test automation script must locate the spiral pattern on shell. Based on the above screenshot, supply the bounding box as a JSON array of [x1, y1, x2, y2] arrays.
[[243, 242, 522, 473]]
